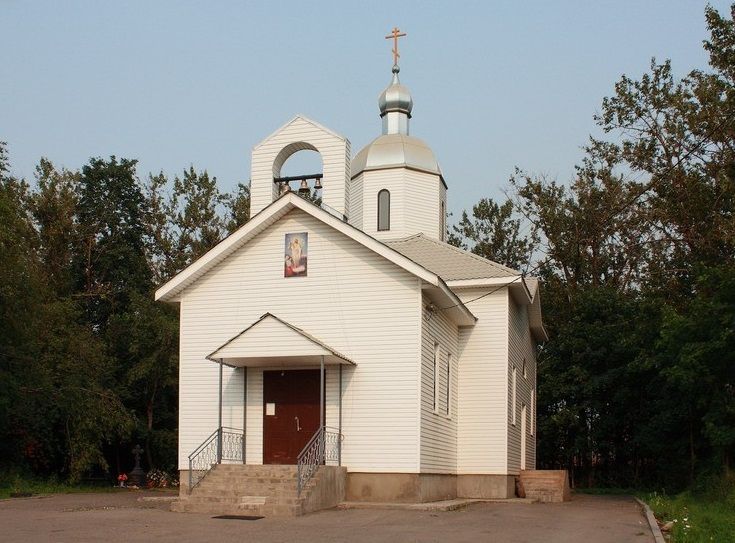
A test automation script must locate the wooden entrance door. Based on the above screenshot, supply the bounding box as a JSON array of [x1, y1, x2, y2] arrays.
[[263, 370, 321, 464]]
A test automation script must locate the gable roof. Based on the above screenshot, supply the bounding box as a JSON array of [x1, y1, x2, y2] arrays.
[[252, 115, 347, 151], [385, 233, 519, 281], [154, 192, 476, 325], [207, 313, 355, 367]]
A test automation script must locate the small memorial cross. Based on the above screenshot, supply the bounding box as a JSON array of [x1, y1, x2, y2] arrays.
[[129, 444, 146, 487]]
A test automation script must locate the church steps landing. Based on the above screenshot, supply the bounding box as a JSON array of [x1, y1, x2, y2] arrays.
[[172, 464, 345, 517]]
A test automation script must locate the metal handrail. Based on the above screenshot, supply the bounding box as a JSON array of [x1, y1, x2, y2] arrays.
[[296, 426, 342, 495], [188, 427, 244, 492]]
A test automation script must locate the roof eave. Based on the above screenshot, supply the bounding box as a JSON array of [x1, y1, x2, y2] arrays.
[[155, 192, 453, 303]]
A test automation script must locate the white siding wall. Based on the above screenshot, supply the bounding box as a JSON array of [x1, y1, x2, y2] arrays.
[[420, 294, 459, 472], [347, 173, 363, 230], [507, 296, 537, 473], [177, 209, 421, 472], [456, 288, 509, 474], [250, 117, 351, 216], [360, 168, 442, 241], [403, 170, 442, 240]]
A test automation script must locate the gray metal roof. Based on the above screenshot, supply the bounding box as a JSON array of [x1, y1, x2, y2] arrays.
[[351, 134, 442, 178], [385, 233, 519, 281]]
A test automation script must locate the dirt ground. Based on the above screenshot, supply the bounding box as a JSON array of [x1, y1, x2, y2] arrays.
[[0, 490, 654, 542]]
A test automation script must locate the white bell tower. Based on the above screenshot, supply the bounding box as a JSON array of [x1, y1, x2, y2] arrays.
[[249, 115, 351, 217]]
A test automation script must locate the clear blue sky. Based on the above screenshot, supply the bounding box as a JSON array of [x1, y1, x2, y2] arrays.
[[1, 1, 729, 217]]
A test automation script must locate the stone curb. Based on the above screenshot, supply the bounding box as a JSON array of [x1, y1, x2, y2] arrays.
[[634, 497, 666, 543]]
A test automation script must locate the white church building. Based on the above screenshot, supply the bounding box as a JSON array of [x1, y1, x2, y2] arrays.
[[157, 48, 546, 514]]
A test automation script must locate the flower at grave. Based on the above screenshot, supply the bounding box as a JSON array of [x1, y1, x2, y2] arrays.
[[146, 469, 177, 489], [117, 473, 128, 487]]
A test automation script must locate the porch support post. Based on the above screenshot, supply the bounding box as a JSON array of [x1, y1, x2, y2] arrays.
[[320, 356, 325, 429], [242, 366, 248, 464], [217, 358, 223, 464], [338, 363, 343, 466]]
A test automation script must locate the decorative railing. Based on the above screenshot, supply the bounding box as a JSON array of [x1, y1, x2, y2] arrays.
[[188, 427, 244, 492], [296, 426, 342, 495]]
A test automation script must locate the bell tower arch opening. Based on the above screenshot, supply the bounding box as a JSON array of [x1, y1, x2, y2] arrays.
[[272, 144, 324, 202], [273, 142, 322, 178], [249, 116, 351, 217]]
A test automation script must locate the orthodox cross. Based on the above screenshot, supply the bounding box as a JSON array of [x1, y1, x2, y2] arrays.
[[385, 27, 406, 66]]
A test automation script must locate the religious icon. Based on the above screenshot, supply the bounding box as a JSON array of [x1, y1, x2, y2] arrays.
[[284, 232, 308, 277]]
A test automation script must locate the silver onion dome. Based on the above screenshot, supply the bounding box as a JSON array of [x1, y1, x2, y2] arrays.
[[379, 65, 413, 118], [352, 63, 442, 181]]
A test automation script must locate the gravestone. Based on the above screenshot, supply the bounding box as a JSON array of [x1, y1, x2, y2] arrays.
[[129, 444, 146, 488]]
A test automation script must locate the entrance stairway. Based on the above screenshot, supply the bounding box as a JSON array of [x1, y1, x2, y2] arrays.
[[171, 464, 346, 517]]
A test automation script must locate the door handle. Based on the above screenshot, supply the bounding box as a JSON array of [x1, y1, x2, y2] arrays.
[[295, 416, 301, 432]]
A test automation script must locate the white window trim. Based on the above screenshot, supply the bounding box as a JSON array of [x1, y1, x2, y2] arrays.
[[445, 353, 452, 418], [377, 189, 390, 231], [531, 387, 535, 436], [511, 365, 517, 426], [433, 343, 440, 414]]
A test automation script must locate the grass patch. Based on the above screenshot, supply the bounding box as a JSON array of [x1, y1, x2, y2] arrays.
[[640, 488, 735, 543], [0, 476, 118, 499]]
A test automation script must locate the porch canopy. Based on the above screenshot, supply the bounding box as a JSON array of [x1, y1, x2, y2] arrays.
[[206, 313, 355, 368], [205, 314, 351, 463]]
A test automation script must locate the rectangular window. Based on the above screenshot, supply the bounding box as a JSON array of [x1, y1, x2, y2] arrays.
[[433, 343, 439, 413], [378, 190, 390, 231], [440, 200, 446, 241], [512, 366, 517, 426], [445, 353, 452, 416], [531, 388, 535, 436]]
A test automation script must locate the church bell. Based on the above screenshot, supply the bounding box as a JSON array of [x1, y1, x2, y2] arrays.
[[314, 178, 322, 190], [298, 179, 310, 194]]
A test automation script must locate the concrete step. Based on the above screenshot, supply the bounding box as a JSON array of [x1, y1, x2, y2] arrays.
[[192, 486, 298, 496], [177, 464, 344, 517], [198, 481, 298, 490], [518, 470, 570, 503], [214, 466, 298, 475], [202, 477, 298, 485]]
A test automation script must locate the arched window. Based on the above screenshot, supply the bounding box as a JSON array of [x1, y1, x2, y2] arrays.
[[377, 189, 390, 231]]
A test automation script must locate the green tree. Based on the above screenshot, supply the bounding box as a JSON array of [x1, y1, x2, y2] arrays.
[[227, 182, 251, 234], [169, 167, 228, 272], [75, 156, 152, 327], [30, 159, 80, 296], [449, 197, 535, 271]]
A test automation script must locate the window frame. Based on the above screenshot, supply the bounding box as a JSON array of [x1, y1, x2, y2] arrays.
[[432, 343, 439, 413], [511, 365, 517, 426], [530, 388, 535, 436], [445, 353, 452, 417], [377, 189, 391, 231]]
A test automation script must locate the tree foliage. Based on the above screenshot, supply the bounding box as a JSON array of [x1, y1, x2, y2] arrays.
[[0, 145, 249, 481], [449, 197, 535, 271], [455, 4, 735, 489]]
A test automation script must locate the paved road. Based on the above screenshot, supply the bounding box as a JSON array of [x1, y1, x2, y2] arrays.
[[0, 490, 654, 542]]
